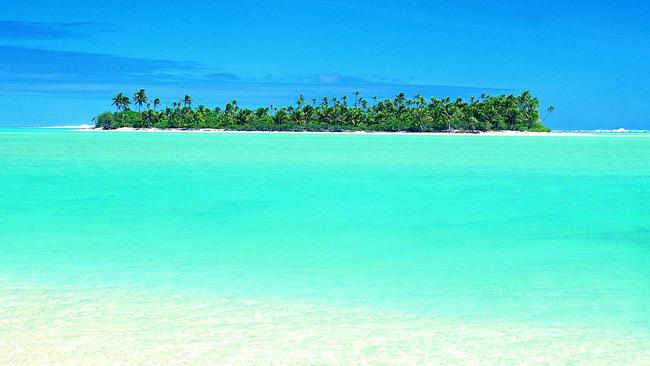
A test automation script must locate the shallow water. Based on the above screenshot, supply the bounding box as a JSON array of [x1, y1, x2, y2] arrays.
[[1, 129, 649, 364]]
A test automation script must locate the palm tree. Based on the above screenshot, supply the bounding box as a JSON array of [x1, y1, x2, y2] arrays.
[[289, 106, 305, 127], [122, 96, 131, 111], [543, 105, 555, 122], [184, 95, 192, 108], [505, 95, 518, 130], [273, 108, 288, 125], [142, 110, 156, 128], [110, 93, 130, 126], [133, 89, 148, 112], [360, 99, 368, 111], [414, 94, 428, 131], [112, 92, 127, 111], [255, 107, 269, 118], [395, 93, 406, 109], [441, 97, 454, 131], [153, 98, 161, 111]]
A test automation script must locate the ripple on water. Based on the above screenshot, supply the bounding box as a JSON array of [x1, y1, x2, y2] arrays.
[[1, 285, 649, 365]]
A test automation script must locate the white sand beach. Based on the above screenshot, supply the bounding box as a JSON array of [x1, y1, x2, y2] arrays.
[[78, 127, 594, 136]]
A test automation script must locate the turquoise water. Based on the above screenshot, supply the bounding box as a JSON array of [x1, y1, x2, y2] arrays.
[[1, 129, 649, 364]]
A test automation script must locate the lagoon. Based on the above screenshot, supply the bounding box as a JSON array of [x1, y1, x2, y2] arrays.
[[1, 129, 649, 364]]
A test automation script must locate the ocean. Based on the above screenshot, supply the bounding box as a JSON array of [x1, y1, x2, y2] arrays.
[[1, 129, 649, 364]]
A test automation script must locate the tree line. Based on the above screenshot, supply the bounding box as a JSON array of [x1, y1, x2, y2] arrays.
[[95, 89, 553, 132]]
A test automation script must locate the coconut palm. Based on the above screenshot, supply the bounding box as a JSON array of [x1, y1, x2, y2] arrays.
[[112, 92, 127, 111], [142, 109, 156, 128], [133, 89, 148, 112], [543, 105, 555, 122]]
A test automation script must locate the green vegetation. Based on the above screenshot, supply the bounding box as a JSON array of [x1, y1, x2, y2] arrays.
[[95, 90, 552, 132]]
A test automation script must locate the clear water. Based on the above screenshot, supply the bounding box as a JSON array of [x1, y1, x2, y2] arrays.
[[1, 129, 649, 364]]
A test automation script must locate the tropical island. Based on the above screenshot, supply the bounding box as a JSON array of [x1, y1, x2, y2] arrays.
[[94, 89, 552, 132]]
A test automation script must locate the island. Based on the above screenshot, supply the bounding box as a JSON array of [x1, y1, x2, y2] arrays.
[[94, 90, 552, 132]]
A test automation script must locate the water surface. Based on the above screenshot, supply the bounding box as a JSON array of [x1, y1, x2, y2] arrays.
[[1, 129, 649, 364]]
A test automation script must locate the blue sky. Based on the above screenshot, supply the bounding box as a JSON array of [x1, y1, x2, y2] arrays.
[[0, 0, 648, 129]]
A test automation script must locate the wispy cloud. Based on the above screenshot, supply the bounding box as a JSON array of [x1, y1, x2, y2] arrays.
[[0, 46, 204, 83], [0, 45, 512, 105], [0, 20, 102, 40]]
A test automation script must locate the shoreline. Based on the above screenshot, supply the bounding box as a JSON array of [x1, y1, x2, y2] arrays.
[[76, 127, 595, 136]]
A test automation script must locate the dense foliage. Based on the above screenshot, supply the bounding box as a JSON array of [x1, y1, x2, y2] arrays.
[[95, 89, 552, 132]]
